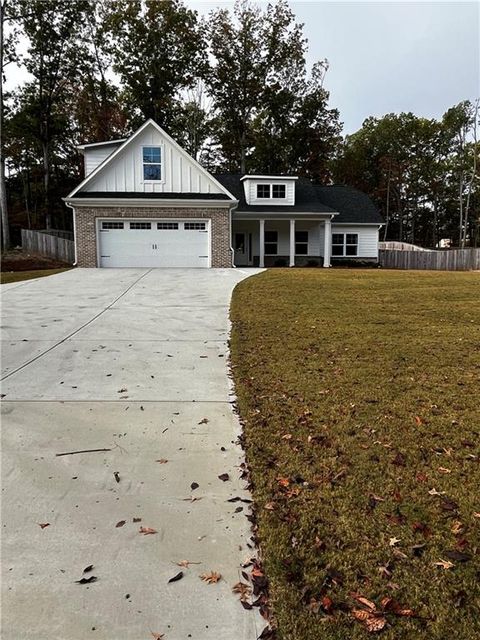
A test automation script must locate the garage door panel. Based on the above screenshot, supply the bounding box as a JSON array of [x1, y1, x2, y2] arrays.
[[98, 220, 210, 268]]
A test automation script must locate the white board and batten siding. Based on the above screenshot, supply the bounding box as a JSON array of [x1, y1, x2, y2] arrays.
[[82, 125, 224, 195], [332, 225, 380, 258]]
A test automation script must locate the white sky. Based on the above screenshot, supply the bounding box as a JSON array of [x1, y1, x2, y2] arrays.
[[5, 1, 479, 134]]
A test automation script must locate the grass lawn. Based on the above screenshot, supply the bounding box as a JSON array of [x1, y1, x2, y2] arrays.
[[230, 269, 480, 640], [0, 268, 71, 284]]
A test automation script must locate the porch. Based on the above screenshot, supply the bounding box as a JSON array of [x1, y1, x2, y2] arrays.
[[232, 217, 332, 268]]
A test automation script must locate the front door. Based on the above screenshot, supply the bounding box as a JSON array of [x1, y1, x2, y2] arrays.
[[234, 232, 249, 266]]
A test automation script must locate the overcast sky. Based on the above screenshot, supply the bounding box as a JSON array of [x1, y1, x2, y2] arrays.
[[6, 1, 479, 135], [189, 0, 479, 133]]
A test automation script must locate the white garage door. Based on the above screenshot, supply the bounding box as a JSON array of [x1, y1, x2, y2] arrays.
[[98, 220, 210, 268]]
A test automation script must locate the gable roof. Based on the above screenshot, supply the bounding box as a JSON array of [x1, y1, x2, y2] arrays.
[[214, 174, 383, 223], [66, 119, 236, 201]]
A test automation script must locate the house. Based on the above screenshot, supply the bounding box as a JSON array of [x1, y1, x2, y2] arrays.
[[65, 119, 383, 268]]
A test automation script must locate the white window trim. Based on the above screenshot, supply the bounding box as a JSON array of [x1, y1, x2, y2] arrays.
[[256, 183, 287, 200], [141, 145, 164, 184], [332, 232, 359, 257]]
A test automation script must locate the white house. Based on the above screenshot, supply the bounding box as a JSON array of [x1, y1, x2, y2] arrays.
[[65, 119, 383, 268]]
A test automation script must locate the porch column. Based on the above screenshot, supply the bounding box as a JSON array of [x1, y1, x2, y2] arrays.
[[289, 219, 295, 267], [323, 218, 331, 268], [259, 219, 265, 268]]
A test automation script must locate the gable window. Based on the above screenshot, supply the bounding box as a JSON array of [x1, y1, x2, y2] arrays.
[[264, 230, 278, 255], [257, 184, 270, 198], [143, 146, 162, 181], [295, 230, 308, 255], [332, 232, 358, 256], [272, 184, 286, 199]]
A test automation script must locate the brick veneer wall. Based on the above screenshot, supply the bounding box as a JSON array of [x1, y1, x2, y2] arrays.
[[74, 206, 233, 268]]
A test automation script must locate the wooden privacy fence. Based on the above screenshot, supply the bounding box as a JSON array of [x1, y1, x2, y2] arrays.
[[378, 241, 432, 252], [379, 248, 480, 271], [21, 229, 75, 264]]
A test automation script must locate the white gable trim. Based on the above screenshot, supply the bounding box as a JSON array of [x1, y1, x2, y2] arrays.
[[66, 119, 235, 200]]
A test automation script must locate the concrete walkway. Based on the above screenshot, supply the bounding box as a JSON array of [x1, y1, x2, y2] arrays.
[[1, 268, 263, 640]]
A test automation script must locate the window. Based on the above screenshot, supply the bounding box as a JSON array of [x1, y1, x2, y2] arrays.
[[272, 184, 286, 199], [332, 232, 358, 256], [184, 222, 206, 230], [157, 222, 178, 230], [130, 222, 151, 230], [235, 233, 245, 251], [257, 184, 270, 198], [295, 230, 308, 255], [143, 146, 162, 181], [264, 230, 278, 255], [102, 221, 124, 230]]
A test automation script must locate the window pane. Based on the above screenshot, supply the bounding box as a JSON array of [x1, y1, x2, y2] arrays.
[[264, 230, 278, 242], [332, 233, 344, 245], [257, 184, 270, 198], [346, 245, 358, 256], [272, 184, 286, 198], [295, 231, 308, 243], [235, 234, 245, 251], [157, 222, 178, 229], [331, 245, 344, 256], [264, 243, 277, 255], [184, 222, 206, 230], [143, 147, 161, 163], [295, 243, 308, 255], [144, 164, 161, 180], [130, 222, 151, 230], [346, 234, 358, 245]]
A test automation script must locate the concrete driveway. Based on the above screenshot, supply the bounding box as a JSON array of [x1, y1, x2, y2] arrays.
[[1, 268, 263, 640]]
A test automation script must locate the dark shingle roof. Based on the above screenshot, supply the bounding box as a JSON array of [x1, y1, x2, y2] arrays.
[[74, 191, 232, 201], [214, 174, 383, 223], [214, 174, 336, 213], [314, 185, 384, 224]]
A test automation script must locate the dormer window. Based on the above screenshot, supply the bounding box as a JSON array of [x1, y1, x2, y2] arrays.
[[257, 184, 270, 198], [272, 184, 286, 198], [143, 146, 162, 181]]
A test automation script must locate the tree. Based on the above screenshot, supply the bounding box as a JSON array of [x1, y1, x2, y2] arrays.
[[15, 0, 92, 228], [0, 0, 18, 250], [105, 0, 206, 135]]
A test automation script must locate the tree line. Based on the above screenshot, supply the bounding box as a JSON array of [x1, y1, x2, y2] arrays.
[[0, 0, 478, 250]]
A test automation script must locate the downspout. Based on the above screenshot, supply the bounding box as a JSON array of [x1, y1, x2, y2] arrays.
[[229, 201, 239, 267], [65, 201, 78, 266]]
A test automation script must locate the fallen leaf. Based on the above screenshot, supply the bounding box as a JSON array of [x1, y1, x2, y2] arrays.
[[474, 513, 480, 519], [350, 593, 377, 611], [198, 418, 209, 425], [380, 597, 415, 617], [75, 576, 98, 584], [277, 476, 290, 488], [438, 467, 452, 474], [133, 517, 142, 523], [139, 526, 157, 535], [190, 482, 199, 491], [218, 473, 230, 482], [200, 571, 222, 584], [38, 523, 50, 529], [415, 416, 424, 425], [113, 471, 120, 483], [176, 560, 201, 568], [168, 571, 183, 583], [389, 537, 401, 547], [116, 520, 126, 528], [150, 632, 164, 639], [281, 433, 293, 440], [83, 565, 94, 573], [156, 459, 168, 464], [392, 452, 406, 466], [428, 488, 446, 496], [451, 520, 463, 535], [434, 559, 454, 570], [182, 496, 203, 502], [232, 581, 252, 601], [352, 609, 387, 632], [445, 550, 471, 563], [264, 502, 276, 511], [321, 596, 334, 613]]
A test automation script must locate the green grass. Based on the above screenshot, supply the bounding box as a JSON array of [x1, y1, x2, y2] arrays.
[[230, 269, 480, 640], [0, 268, 71, 284]]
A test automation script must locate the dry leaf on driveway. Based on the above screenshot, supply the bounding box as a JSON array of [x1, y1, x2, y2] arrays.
[[116, 520, 126, 528], [150, 632, 165, 639], [232, 581, 252, 600], [200, 571, 222, 584], [156, 459, 168, 464], [168, 571, 183, 583], [38, 523, 50, 529], [139, 526, 157, 535], [176, 560, 201, 568]]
